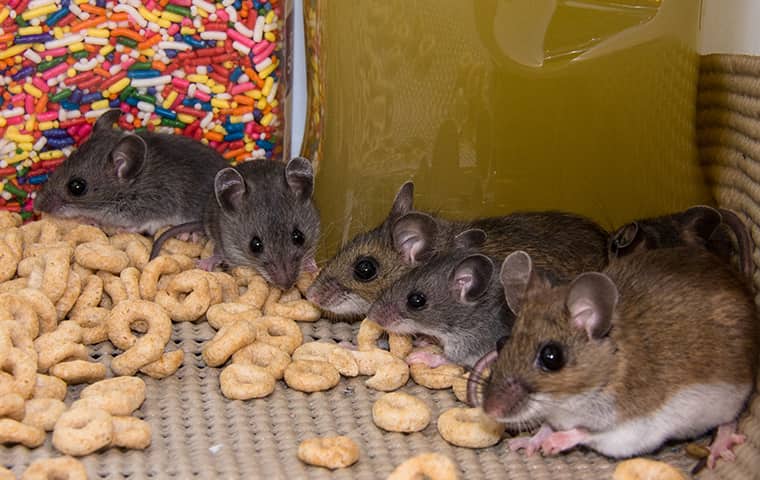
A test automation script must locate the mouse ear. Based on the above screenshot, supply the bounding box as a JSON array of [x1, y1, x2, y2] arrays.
[[566, 272, 618, 340], [679, 205, 722, 243], [392, 212, 437, 265], [609, 222, 642, 257], [388, 181, 414, 222], [500, 251, 534, 315], [111, 134, 147, 180], [285, 157, 314, 200], [454, 229, 486, 249], [214, 167, 247, 212], [450, 254, 494, 303], [94, 109, 122, 133]]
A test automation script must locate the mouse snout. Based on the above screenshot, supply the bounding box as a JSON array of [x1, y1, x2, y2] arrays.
[[366, 301, 399, 329], [482, 377, 528, 421], [269, 262, 299, 291], [34, 189, 62, 213]]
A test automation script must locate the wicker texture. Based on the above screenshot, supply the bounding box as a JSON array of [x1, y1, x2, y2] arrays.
[[697, 54, 760, 480]]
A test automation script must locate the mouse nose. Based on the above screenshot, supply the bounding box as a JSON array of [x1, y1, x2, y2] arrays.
[[482, 378, 528, 420]]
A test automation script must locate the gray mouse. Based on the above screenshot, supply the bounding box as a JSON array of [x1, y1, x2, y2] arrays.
[[152, 157, 320, 290], [609, 205, 753, 279], [307, 181, 609, 318], [474, 248, 757, 469], [34, 109, 228, 235], [366, 230, 514, 368]]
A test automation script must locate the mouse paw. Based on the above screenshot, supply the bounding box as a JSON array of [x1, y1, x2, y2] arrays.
[[708, 421, 745, 469], [412, 335, 436, 348], [405, 351, 449, 368], [540, 428, 587, 456], [197, 255, 222, 272], [177, 231, 203, 243], [337, 341, 357, 351], [509, 424, 553, 456]]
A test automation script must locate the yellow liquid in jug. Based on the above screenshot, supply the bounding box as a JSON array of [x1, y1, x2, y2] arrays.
[[306, 0, 711, 258]]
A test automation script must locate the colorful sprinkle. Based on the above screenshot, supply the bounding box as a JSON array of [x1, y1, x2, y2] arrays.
[[0, 0, 285, 218]]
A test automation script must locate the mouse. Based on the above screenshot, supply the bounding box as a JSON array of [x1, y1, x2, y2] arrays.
[[609, 205, 753, 280], [151, 157, 320, 290], [306, 181, 610, 318], [366, 230, 514, 368], [34, 109, 229, 235], [475, 248, 758, 469]]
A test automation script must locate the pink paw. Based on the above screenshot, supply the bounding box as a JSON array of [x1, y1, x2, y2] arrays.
[[540, 428, 587, 456], [337, 341, 357, 351], [197, 255, 222, 272], [509, 424, 553, 456], [708, 422, 745, 469], [412, 335, 436, 348], [405, 351, 449, 368]]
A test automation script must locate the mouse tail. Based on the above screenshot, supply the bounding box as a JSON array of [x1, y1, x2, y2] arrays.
[[149, 221, 205, 260], [717, 208, 754, 282]]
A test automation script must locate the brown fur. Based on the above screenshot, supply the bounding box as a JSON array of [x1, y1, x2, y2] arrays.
[[489, 247, 758, 422]]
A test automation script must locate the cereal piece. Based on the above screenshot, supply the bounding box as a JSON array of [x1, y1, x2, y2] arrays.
[[74, 242, 129, 274], [0, 418, 45, 447], [70, 307, 110, 345], [77, 377, 146, 416], [387, 453, 459, 480], [13, 289, 58, 334], [49, 360, 106, 385], [120, 267, 142, 301], [297, 436, 360, 469], [20, 246, 71, 304], [280, 287, 302, 303], [22, 456, 87, 480], [372, 392, 431, 433], [452, 374, 469, 404], [264, 287, 321, 322], [0, 292, 41, 338], [255, 316, 303, 354], [232, 342, 290, 380], [613, 458, 686, 480], [292, 342, 358, 377], [436, 407, 504, 448], [139, 350, 184, 379], [22, 398, 66, 431], [206, 303, 261, 330], [69, 275, 103, 319], [0, 239, 19, 283], [52, 407, 113, 456], [55, 270, 82, 321], [32, 374, 67, 401], [410, 363, 465, 390], [389, 334, 413, 359], [107, 300, 172, 376], [161, 237, 205, 259], [154, 269, 212, 322], [0, 278, 27, 295], [34, 321, 87, 372], [0, 212, 21, 229], [357, 318, 385, 351], [140, 256, 181, 301], [0, 392, 25, 421], [296, 270, 318, 295], [284, 360, 340, 393], [169, 254, 196, 271], [351, 349, 410, 391], [64, 225, 109, 246], [210, 272, 240, 303], [110, 235, 152, 270], [99, 271, 128, 306], [203, 319, 257, 367], [220, 363, 276, 400], [1, 319, 37, 365], [236, 272, 269, 309], [205, 272, 223, 306], [201, 239, 216, 260], [0, 466, 11, 480], [1, 348, 37, 399], [111, 416, 152, 450]]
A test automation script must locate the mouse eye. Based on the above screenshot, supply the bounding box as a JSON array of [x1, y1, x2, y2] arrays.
[[537, 342, 565, 372], [353, 257, 378, 282], [406, 291, 427, 311], [67, 177, 87, 197], [291, 229, 305, 246], [250, 236, 264, 254]]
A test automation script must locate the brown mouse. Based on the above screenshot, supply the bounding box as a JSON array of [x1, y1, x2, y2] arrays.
[[307, 181, 609, 318], [609, 205, 753, 280], [474, 248, 758, 469]]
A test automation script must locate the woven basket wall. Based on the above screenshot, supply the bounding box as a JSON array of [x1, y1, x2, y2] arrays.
[[1, 54, 758, 480]]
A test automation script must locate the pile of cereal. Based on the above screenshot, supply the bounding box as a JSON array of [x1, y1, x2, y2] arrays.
[[0, 0, 284, 220]]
